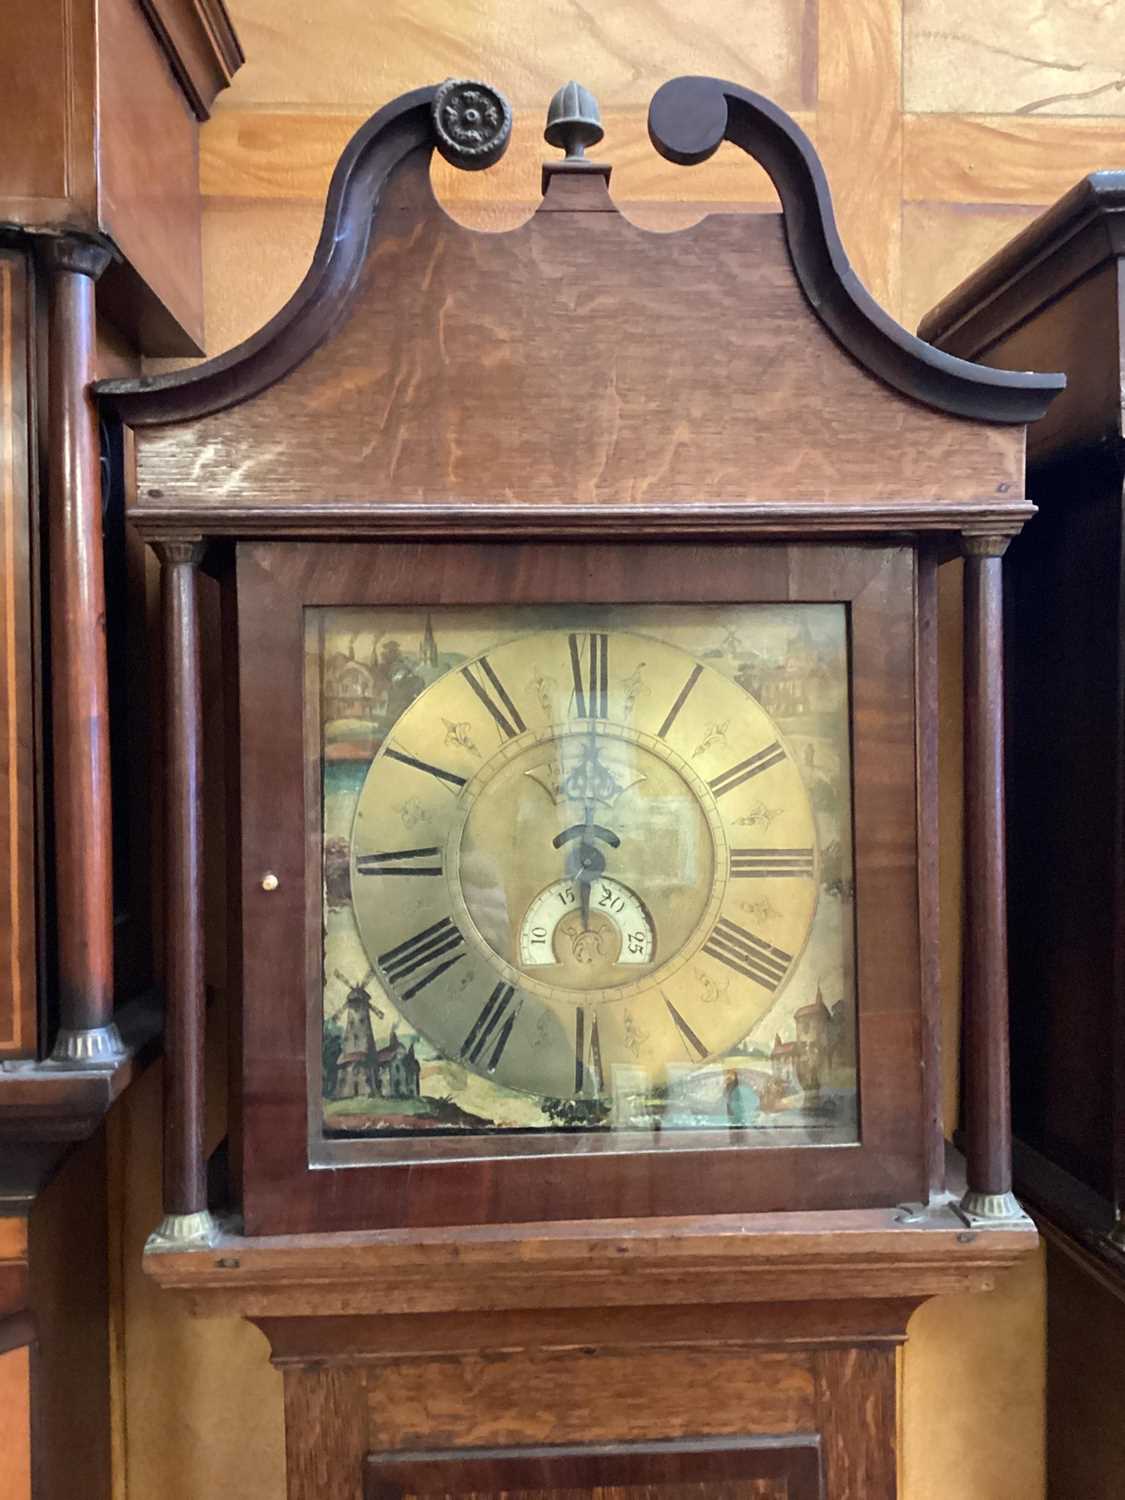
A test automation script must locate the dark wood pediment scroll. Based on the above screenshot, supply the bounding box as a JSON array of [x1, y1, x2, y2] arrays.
[[97, 78, 1063, 538], [648, 76, 1064, 424]]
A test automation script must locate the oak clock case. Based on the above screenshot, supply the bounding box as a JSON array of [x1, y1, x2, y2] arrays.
[[94, 73, 1062, 1256], [320, 602, 850, 1146]]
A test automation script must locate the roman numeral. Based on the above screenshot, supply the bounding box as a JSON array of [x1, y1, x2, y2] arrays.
[[355, 847, 442, 876], [730, 848, 815, 878], [460, 657, 526, 739], [384, 747, 467, 789], [657, 663, 703, 739], [569, 632, 608, 718], [461, 982, 517, 1070], [378, 917, 466, 999], [703, 917, 792, 990], [663, 992, 709, 1061], [708, 741, 787, 798]]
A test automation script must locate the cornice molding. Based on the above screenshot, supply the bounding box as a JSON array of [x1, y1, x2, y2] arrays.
[[919, 171, 1125, 360], [136, 0, 245, 121]]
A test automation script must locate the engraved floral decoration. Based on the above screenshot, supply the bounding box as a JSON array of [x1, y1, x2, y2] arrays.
[[530, 667, 556, 718], [698, 971, 731, 1006], [623, 1010, 649, 1059], [400, 797, 428, 830], [432, 80, 512, 166], [621, 664, 649, 721], [738, 894, 781, 927], [734, 800, 782, 830], [443, 717, 480, 757], [693, 720, 729, 758]]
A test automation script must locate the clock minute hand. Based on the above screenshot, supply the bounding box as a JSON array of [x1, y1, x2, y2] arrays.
[[559, 822, 608, 934], [579, 747, 598, 930], [576, 837, 604, 932]]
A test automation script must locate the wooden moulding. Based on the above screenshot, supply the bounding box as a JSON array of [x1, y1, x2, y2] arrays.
[[919, 172, 1125, 470], [0, 0, 243, 354], [363, 1437, 825, 1500], [136, 0, 245, 122], [98, 77, 1062, 431], [0, 247, 38, 1060], [143, 1203, 1036, 1321], [96, 77, 1061, 544], [0, 996, 161, 1146], [918, 171, 1125, 364]]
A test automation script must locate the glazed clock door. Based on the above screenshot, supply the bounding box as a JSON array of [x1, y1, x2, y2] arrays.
[[235, 540, 928, 1234]]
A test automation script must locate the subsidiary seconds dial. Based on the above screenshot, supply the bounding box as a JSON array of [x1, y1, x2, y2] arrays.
[[519, 876, 656, 972], [349, 626, 819, 1100]]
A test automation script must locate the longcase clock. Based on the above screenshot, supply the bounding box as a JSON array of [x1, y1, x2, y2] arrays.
[[97, 74, 1063, 1500]]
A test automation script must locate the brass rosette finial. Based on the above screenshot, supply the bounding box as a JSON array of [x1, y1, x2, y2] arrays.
[[432, 79, 512, 170]]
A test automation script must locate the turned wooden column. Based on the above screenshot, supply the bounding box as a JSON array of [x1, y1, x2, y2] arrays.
[[43, 235, 124, 1064], [960, 535, 1019, 1218], [150, 539, 217, 1246]]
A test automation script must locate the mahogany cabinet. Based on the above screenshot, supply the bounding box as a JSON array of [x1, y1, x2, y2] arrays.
[[0, 3, 244, 1495], [0, 247, 38, 1066], [0, 0, 242, 352], [920, 172, 1125, 1498]]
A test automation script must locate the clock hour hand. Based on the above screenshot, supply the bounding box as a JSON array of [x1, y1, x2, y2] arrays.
[[552, 824, 620, 851]]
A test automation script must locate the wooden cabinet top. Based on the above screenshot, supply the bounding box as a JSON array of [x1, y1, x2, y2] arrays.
[[919, 172, 1125, 468], [0, 0, 243, 352], [99, 77, 1063, 540]]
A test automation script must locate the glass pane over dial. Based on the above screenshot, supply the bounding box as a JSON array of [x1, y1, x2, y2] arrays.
[[316, 605, 856, 1145]]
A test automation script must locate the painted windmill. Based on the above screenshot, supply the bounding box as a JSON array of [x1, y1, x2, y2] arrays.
[[330, 969, 384, 1099]]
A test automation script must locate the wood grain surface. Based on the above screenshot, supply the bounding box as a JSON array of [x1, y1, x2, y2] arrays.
[[97, 0, 206, 350], [0, 0, 227, 353], [364, 1437, 826, 1500], [127, 152, 1025, 522], [816, 0, 902, 313], [156, 542, 209, 1215], [960, 545, 1014, 1198], [110, 4, 1079, 1496], [262, 1287, 921, 1499], [146, 1202, 1035, 1320], [813, 1349, 896, 1498], [191, 0, 1125, 353], [0, 250, 38, 1058], [924, 219, 1125, 1228], [44, 240, 116, 1042], [920, 181, 1125, 1499]]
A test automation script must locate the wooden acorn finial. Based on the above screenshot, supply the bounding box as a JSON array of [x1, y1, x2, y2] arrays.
[[544, 81, 604, 161]]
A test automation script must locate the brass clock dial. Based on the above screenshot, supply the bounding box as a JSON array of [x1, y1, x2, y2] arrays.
[[350, 628, 818, 1100]]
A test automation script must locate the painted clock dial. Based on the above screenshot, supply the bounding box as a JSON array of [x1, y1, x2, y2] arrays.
[[349, 628, 819, 1101]]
